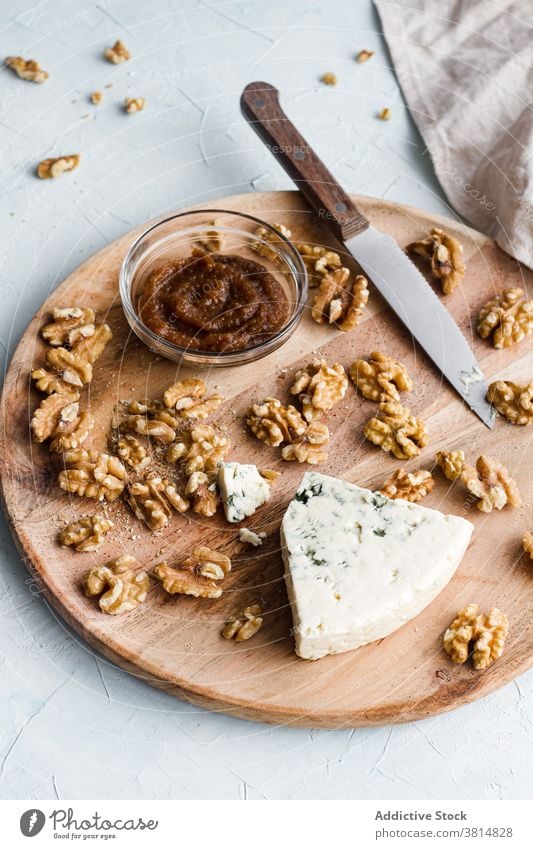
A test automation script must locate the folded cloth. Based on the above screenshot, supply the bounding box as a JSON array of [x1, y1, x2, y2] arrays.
[[374, 0, 533, 269]]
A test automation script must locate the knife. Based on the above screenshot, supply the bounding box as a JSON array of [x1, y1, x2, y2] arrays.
[[240, 81, 494, 428]]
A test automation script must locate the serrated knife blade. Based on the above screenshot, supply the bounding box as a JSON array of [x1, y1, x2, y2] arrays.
[[345, 227, 495, 428]]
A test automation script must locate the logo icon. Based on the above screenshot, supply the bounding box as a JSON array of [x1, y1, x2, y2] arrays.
[[20, 810, 46, 837]]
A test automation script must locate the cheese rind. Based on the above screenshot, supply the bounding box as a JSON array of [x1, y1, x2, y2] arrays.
[[218, 462, 271, 523], [281, 472, 474, 660]]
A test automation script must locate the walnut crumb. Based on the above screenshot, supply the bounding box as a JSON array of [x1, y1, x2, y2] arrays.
[[222, 604, 263, 641], [125, 97, 145, 114], [356, 49, 374, 62], [321, 72, 338, 85], [378, 107, 391, 120], [104, 40, 131, 64], [443, 604, 509, 670], [6, 55, 48, 83], [37, 155, 80, 179], [90, 91, 103, 104]]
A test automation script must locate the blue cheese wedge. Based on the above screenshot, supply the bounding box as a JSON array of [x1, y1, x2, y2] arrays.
[[281, 471, 474, 660], [218, 462, 272, 523]]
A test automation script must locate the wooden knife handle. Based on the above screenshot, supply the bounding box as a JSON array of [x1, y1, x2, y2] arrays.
[[241, 81, 369, 243]]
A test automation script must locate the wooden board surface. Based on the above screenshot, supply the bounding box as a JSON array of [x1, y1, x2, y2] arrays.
[[1, 191, 532, 728]]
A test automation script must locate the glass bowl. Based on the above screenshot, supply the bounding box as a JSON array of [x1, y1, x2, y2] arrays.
[[119, 209, 308, 366]]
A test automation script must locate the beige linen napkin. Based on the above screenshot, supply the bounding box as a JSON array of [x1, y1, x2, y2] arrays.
[[374, 0, 533, 268]]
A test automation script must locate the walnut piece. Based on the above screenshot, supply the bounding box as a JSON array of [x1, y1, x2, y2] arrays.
[[378, 107, 391, 121], [295, 243, 342, 288], [84, 555, 149, 615], [31, 368, 71, 395], [121, 414, 176, 445], [444, 604, 509, 670], [37, 155, 81, 180], [290, 360, 348, 422], [153, 546, 231, 599], [90, 91, 103, 104], [31, 391, 80, 442], [356, 49, 374, 62], [312, 271, 369, 331], [523, 532, 533, 559], [196, 219, 224, 252], [222, 604, 263, 641], [125, 97, 145, 114], [407, 228, 465, 294], [49, 409, 94, 453], [117, 434, 150, 472], [477, 287, 533, 348], [379, 468, 434, 502], [487, 380, 533, 426], [364, 398, 428, 460], [350, 350, 412, 402], [126, 476, 189, 530], [59, 449, 127, 502], [6, 55, 48, 83], [104, 40, 131, 64], [460, 454, 521, 513], [166, 424, 231, 475], [251, 223, 292, 261], [281, 421, 330, 465], [41, 307, 95, 348], [162, 378, 222, 420], [321, 71, 337, 85], [435, 449, 465, 481], [185, 471, 218, 517], [247, 397, 306, 447], [59, 514, 114, 552], [45, 322, 112, 386]]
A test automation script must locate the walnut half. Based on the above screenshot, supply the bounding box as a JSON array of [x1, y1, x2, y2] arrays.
[[379, 468, 434, 502], [84, 555, 149, 615], [6, 55, 49, 83], [435, 449, 465, 481], [444, 604, 509, 670], [153, 547, 231, 599], [247, 397, 306, 447], [104, 40, 131, 64], [407, 228, 465, 294], [281, 421, 330, 465], [350, 351, 412, 402], [290, 360, 348, 422], [59, 514, 114, 552], [487, 380, 533, 426], [59, 449, 127, 502], [477, 288, 532, 349], [460, 454, 521, 512], [37, 155, 80, 179], [126, 477, 189, 530], [312, 270, 369, 331], [364, 398, 428, 460]]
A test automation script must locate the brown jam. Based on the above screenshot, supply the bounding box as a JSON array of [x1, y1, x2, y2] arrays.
[[138, 252, 290, 353]]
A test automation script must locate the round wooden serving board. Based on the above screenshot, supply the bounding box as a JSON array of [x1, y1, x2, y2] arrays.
[[1, 192, 532, 728]]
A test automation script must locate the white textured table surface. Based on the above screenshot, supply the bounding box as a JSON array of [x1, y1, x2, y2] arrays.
[[1, 0, 531, 801]]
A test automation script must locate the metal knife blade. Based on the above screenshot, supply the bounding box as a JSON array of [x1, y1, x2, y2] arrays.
[[345, 226, 495, 428]]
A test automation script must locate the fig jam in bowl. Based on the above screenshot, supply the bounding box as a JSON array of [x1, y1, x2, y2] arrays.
[[119, 210, 307, 366]]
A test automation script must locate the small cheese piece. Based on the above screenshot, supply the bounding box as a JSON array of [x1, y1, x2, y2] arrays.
[[281, 472, 474, 660], [239, 527, 266, 547], [218, 462, 272, 523]]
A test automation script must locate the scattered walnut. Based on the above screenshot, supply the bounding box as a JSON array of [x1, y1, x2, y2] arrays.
[[321, 72, 337, 85], [247, 397, 306, 447], [45, 322, 112, 386], [121, 414, 176, 445], [222, 604, 263, 641], [477, 287, 533, 348], [30, 391, 80, 442], [312, 271, 369, 331], [84, 555, 149, 615], [117, 434, 151, 472], [185, 471, 218, 517], [364, 398, 428, 460], [37, 155, 81, 179], [281, 421, 330, 464], [41, 307, 95, 348], [435, 449, 465, 481], [523, 532, 533, 559], [260, 468, 281, 487], [196, 219, 224, 252], [251, 223, 292, 261], [295, 243, 342, 288], [104, 40, 131, 64], [162, 378, 222, 419], [166, 424, 231, 475], [31, 368, 71, 395], [59, 449, 127, 502], [290, 360, 348, 422], [126, 476, 189, 530], [349, 350, 412, 402], [90, 91, 103, 104], [59, 514, 114, 552], [487, 380, 533, 426], [50, 410, 94, 453], [153, 546, 231, 599], [379, 468, 434, 502], [6, 55, 48, 83], [356, 49, 374, 62], [125, 97, 145, 113], [407, 228, 465, 294], [460, 454, 521, 512], [378, 107, 391, 121], [444, 604, 508, 670]]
